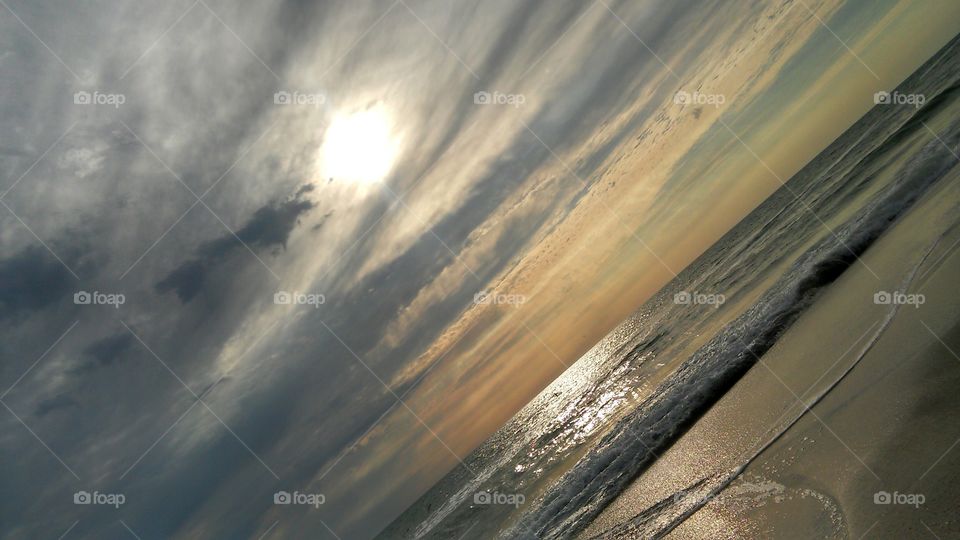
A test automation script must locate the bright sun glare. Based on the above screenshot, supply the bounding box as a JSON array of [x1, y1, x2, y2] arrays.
[[321, 106, 398, 185]]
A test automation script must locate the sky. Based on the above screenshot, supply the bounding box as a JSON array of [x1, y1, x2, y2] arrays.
[[1, 0, 958, 538]]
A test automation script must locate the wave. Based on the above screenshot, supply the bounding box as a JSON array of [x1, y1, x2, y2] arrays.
[[505, 122, 960, 540]]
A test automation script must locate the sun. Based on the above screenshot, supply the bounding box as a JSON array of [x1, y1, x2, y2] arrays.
[[321, 105, 399, 185]]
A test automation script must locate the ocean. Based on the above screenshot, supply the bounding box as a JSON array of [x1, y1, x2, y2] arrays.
[[381, 34, 960, 540]]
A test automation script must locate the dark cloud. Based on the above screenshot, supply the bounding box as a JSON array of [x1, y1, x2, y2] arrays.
[[33, 393, 80, 417], [0, 245, 75, 320], [156, 259, 208, 303], [157, 189, 314, 302], [71, 332, 135, 374]]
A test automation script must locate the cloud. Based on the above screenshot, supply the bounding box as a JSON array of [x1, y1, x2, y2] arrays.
[[0, 246, 75, 320], [156, 187, 315, 302], [33, 394, 80, 417], [71, 332, 135, 374]]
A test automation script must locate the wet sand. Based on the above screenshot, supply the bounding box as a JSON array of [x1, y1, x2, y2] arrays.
[[580, 161, 960, 538]]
